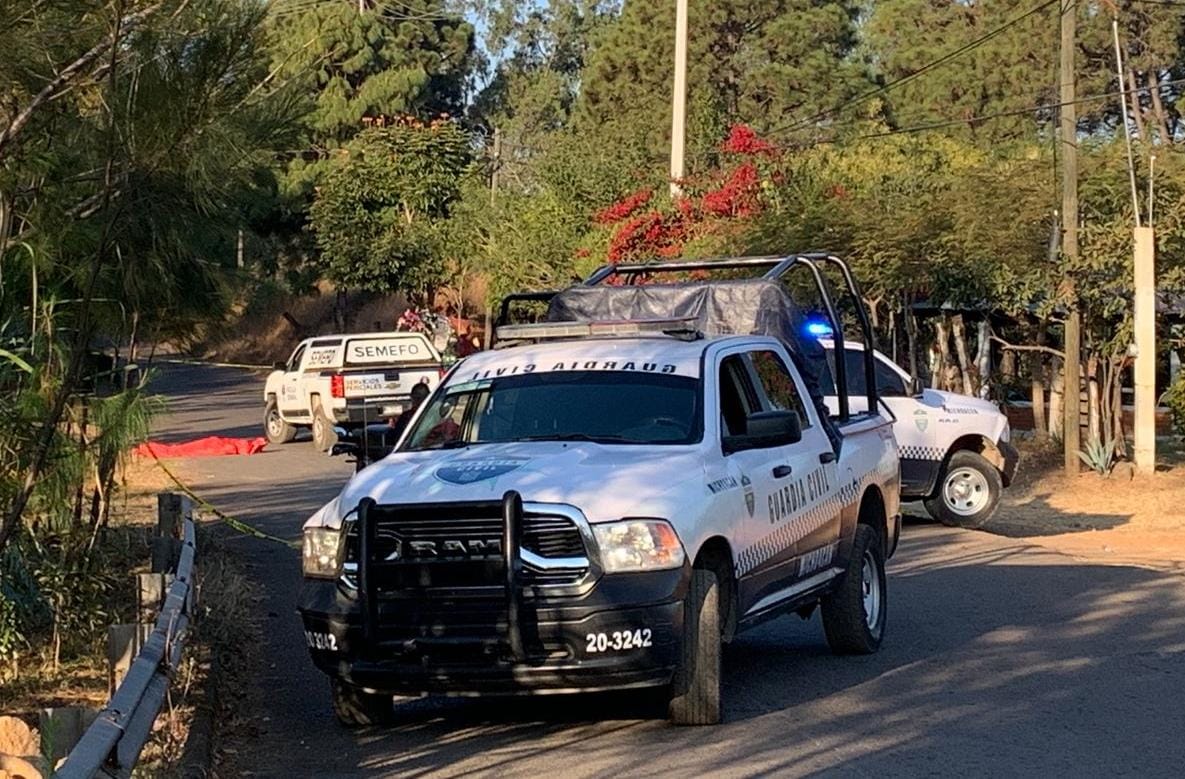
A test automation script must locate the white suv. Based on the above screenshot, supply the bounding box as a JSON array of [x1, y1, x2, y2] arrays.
[[819, 339, 1017, 528]]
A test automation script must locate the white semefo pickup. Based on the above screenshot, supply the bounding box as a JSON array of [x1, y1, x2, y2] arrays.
[[262, 331, 444, 452], [343, 373, 398, 397]]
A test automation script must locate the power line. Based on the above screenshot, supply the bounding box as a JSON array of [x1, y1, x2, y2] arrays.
[[765, 0, 1064, 141], [775, 76, 1185, 150]]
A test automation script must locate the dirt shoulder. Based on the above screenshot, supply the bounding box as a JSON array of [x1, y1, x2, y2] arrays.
[[982, 439, 1185, 573]]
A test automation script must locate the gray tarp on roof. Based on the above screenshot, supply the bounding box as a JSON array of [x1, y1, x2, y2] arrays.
[[546, 279, 839, 446]]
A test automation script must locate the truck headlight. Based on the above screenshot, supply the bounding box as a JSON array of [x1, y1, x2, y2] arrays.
[[593, 519, 685, 573], [303, 527, 343, 579]]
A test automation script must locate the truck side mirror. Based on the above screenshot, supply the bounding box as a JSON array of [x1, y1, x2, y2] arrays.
[[724, 410, 802, 454], [908, 376, 925, 397], [273, 361, 287, 371]]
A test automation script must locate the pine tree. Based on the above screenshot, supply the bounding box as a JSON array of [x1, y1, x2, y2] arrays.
[[575, 0, 871, 165], [266, 0, 476, 196], [863, 0, 1185, 146]]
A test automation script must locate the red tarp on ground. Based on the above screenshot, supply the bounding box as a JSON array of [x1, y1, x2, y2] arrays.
[[134, 436, 267, 458]]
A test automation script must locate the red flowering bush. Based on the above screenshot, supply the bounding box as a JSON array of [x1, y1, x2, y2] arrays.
[[594, 187, 653, 224], [590, 125, 781, 267], [721, 124, 777, 156], [700, 162, 760, 217]]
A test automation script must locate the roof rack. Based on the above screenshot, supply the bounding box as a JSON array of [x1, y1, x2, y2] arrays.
[[492, 252, 879, 425], [494, 317, 702, 346]]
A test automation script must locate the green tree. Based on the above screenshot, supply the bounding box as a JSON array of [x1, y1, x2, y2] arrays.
[[309, 120, 472, 299], [576, 0, 870, 164], [0, 0, 301, 552], [862, 1, 1185, 146], [267, 0, 476, 198]]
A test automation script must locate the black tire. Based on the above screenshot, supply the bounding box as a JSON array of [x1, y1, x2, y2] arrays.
[[263, 398, 297, 444], [330, 679, 393, 727], [668, 567, 722, 726], [312, 403, 338, 452], [821, 524, 886, 655], [923, 450, 1003, 529]]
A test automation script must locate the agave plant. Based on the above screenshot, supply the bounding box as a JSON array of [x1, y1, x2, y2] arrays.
[[1077, 437, 1118, 477]]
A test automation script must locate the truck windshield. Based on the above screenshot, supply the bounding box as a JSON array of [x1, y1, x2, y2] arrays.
[[401, 371, 702, 450]]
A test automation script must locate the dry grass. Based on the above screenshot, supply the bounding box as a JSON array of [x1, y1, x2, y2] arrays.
[[989, 436, 1185, 569], [200, 282, 411, 366]]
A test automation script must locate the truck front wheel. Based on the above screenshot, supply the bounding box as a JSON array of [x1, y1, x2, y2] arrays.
[[924, 450, 1002, 529], [668, 567, 722, 726], [821, 523, 886, 655], [330, 679, 393, 727], [264, 398, 296, 444]]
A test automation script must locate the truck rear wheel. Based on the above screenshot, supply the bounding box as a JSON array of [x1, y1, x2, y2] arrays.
[[312, 404, 338, 452], [924, 450, 1002, 529], [330, 679, 393, 727], [264, 398, 296, 444], [821, 524, 886, 655], [668, 567, 722, 726]]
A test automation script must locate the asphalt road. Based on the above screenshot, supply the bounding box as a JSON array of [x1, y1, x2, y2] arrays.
[[151, 360, 1185, 778]]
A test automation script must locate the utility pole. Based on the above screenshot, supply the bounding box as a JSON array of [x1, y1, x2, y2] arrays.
[[490, 127, 501, 206], [1133, 226, 1156, 473], [1111, 17, 1158, 474], [669, 0, 688, 199], [1059, 0, 1081, 475]]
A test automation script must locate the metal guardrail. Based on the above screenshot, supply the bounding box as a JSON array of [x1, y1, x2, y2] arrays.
[[56, 497, 197, 779]]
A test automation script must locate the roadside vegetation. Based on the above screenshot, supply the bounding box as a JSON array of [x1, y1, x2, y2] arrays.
[[2, 0, 1185, 750]]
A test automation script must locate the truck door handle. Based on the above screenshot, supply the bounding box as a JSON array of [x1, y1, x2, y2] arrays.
[[819, 452, 836, 464], [772, 465, 793, 479]]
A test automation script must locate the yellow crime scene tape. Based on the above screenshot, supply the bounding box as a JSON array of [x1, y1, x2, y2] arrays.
[[158, 357, 273, 371], [149, 450, 299, 549]]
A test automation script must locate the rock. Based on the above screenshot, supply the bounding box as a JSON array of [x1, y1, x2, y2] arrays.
[[1111, 461, 1135, 481], [0, 753, 45, 779], [0, 717, 37, 758]]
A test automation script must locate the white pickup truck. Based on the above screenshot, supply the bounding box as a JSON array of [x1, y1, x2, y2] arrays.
[[263, 332, 444, 451], [297, 257, 902, 727], [818, 338, 1018, 528]]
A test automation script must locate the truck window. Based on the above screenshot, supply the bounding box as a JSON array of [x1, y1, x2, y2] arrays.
[[719, 356, 757, 437], [747, 350, 811, 427], [820, 348, 908, 397], [287, 345, 306, 372], [402, 371, 703, 450]]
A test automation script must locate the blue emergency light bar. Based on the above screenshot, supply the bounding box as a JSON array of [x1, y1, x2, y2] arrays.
[[805, 320, 834, 338]]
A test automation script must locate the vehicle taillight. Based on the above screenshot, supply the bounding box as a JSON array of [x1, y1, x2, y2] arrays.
[[330, 374, 345, 398]]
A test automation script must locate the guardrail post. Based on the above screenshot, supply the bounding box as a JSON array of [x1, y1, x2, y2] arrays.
[[106, 624, 153, 696], [39, 707, 100, 766], [153, 493, 186, 573], [137, 573, 172, 623]]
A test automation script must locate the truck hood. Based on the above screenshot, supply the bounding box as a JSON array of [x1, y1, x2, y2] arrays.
[[305, 442, 707, 530], [920, 389, 1003, 417]]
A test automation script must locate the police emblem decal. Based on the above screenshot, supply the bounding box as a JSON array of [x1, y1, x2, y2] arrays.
[[434, 458, 528, 485]]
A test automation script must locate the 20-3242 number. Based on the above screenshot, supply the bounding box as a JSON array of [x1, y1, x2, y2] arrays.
[[585, 628, 652, 654]]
